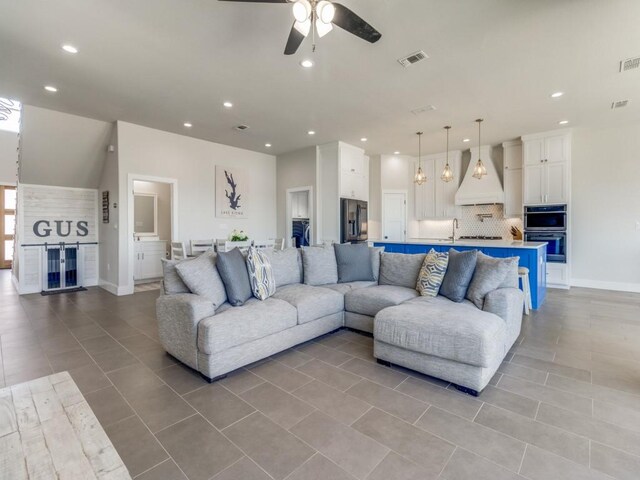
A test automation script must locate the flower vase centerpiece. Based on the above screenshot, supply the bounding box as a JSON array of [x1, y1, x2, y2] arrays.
[[226, 230, 251, 252]]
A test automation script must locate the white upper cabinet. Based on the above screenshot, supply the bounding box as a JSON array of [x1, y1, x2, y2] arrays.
[[522, 131, 571, 205], [415, 151, 462, 220], [503, 140, 523, 217], [292, 191, 309, 218], [339, 143, 368, 201]]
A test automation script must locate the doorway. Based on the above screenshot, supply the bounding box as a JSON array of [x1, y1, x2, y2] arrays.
[[286, 186, 313, 247], [0, 185, 16, 269], [382, 190, 406, 242]]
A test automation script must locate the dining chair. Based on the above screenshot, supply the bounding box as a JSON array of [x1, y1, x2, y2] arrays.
[[190, 239, 214, 256], [171, 241, 187, 260], [253, 239, 275, 251]]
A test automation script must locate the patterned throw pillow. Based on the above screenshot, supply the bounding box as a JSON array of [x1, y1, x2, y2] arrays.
[[246, 247, 277, 300], [416, 249, 449, 297]]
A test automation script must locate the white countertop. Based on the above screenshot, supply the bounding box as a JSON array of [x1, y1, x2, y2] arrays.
[[370, 238, 547, 249]]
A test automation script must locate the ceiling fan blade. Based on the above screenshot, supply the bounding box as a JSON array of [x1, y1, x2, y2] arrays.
[[332, 3, 381, 43], [284, 21, 306, 55]]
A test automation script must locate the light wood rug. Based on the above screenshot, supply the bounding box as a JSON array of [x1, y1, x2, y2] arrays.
[[0, 371, 131, 479]]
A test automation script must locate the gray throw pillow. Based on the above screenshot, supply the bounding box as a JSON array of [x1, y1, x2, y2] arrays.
[[334, 243, 374, 283], [264, 248, 303, 287], [497, 252, 520, 288], [301, 245, 338, 286], [378, 253, 426, 289], [161, 258, 191, 294], [440, 249, 478, 303], [466, 253, 519, 309], [216, 248, 253, 306], [370, 247, 384, 281], [175, 250, 227, 308]]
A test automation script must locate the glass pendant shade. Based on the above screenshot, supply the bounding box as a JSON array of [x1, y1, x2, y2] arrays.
[[293, 0, 312, 22], [294, 18, 311, 36], [473, 118, 487, 180], [441, 125, 454, 182], [316, 1, 336, 23], [413, 131, 427, 185], [315, 18, 333, 37]]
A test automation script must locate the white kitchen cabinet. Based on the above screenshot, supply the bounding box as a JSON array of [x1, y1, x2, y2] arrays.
[[134, 241, 166, 280], [546, 262, 569, 289], [522, 131, 571, 205], [415, 151, 461, 220], [291, 191, 309, 218], [503, 140, 523, 217], [339, 144, 368, 201]]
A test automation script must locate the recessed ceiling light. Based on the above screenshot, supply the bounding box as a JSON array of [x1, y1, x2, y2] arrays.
[[551, 92, 564, 98], [223, 101, 233, 108], [300, 59, 314, 68], [394, 151, 400, 155], [62, 44, 78, 54], [308, 130, 316, 135], [265, 143, 272, 148], [183, 122, 193, 128], [462, 138, 470, 143], [360, 137, 367, 142], [44, 85, 58, 92], [558, 120, 569, 125]]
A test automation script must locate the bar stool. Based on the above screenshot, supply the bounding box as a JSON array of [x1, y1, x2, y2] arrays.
[[518, 267, 532, 315]]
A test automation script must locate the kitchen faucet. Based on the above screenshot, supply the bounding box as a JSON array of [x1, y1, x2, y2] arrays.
[[450, 218, 459, 243]]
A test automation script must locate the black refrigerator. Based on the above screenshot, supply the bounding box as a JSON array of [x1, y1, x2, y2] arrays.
[[341, 198, 368, 244]]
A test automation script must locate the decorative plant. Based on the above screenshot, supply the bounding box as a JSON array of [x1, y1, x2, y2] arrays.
[[224, 170, 241, 210], [230, 229, 248, 242]]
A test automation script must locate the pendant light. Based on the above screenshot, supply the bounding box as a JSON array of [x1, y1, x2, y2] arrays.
[[414, 131, 427, 185], [472, 118, 487, 179], [440, 126, 454, 182]]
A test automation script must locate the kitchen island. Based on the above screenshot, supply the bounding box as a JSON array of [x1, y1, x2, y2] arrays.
[[371, 238, 547, 309]]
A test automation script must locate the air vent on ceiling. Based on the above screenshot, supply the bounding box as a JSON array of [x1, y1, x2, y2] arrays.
[[398, 50, 429, 67], [234, 124, 250, 131], [611, 100, 629, 109], [410, 105, 436, 115], [620, 56, 640, 72]]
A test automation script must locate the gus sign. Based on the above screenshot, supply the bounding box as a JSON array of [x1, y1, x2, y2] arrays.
[[33, 220, 89, 238]]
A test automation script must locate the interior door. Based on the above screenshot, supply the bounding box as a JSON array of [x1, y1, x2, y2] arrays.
[[382, 192, 406, 242], [0, 186, 16, 269]]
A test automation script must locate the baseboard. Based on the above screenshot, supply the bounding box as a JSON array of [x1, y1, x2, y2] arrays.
[[570, 278, 640, 293], [11, 274, 19, 293], [99, 279, 135, 296]]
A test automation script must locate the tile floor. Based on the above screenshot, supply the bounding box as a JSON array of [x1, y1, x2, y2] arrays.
[[1, 269, 640, 479]]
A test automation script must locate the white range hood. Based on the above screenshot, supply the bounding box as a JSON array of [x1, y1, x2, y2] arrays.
[[455, 145, 505, 205]]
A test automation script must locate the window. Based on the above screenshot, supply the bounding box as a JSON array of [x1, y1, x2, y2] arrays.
[[0, 98, 21, 133]]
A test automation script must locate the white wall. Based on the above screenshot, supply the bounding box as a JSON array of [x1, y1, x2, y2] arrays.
[[276, 146, 317, 242], [368, 155, 382, 240], [379, 154, 419, 238], [98, 126, 119, 290], [0, 130, 18, 185], [116, 121, 277, 293], [571, 122, 640, 291]]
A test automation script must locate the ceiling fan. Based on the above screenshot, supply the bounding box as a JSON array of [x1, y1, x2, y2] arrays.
[[219, 0, 382, 55]]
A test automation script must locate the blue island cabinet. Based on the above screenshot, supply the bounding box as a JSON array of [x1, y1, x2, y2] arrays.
[[373, 242, 547, 309]]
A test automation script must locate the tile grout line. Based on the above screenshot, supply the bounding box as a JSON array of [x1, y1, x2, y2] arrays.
[[517, 443, 528, 474]]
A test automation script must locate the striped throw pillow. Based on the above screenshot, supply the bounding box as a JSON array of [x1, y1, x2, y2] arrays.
[[246, 247, 277, 300], [416, 248, 449, 297]]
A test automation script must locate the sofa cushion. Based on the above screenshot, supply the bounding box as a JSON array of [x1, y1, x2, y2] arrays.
[[161, 258, 191, 294], [175, 250, 227, 308], [264, 248, 303, 288], [416, 249, 449, 297], [321, 281, 377, 295], [370, 247, 384, 281], [246, 247, 276, 300], [378, 253, 425, 289], [375, 296, 507, 368], [466, 253, 519, 309], [198, 298, 297, 355], [345, 285, 419, 317], [216, 248, 253, 306], [301, 245, 338, 286], [440, 249, 478, 302], [272, 283, 344, 324], [334, 243, 374, 283]]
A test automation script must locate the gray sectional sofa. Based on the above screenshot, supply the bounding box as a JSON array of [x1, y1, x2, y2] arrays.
[[156, 247, 523, 394]]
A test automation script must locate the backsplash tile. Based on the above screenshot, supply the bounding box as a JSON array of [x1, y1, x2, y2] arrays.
[[416, 205, 523, 240]]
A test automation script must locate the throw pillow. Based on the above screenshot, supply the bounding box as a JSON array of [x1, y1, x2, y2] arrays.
[[370, 246, 384, 281], [161, 258, 191, 294], [175, 250, 227, 308], [301, 245, 338, 285], [378, 253, 426, 289], [246, 247, 277, 300], [334, 243, 374, 283], [216, 248, 254, 306], [264, 248, 303, 287], [416, 249, 449, 296], [440, 249, 478, 302], [466, 253, 519, 309]]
